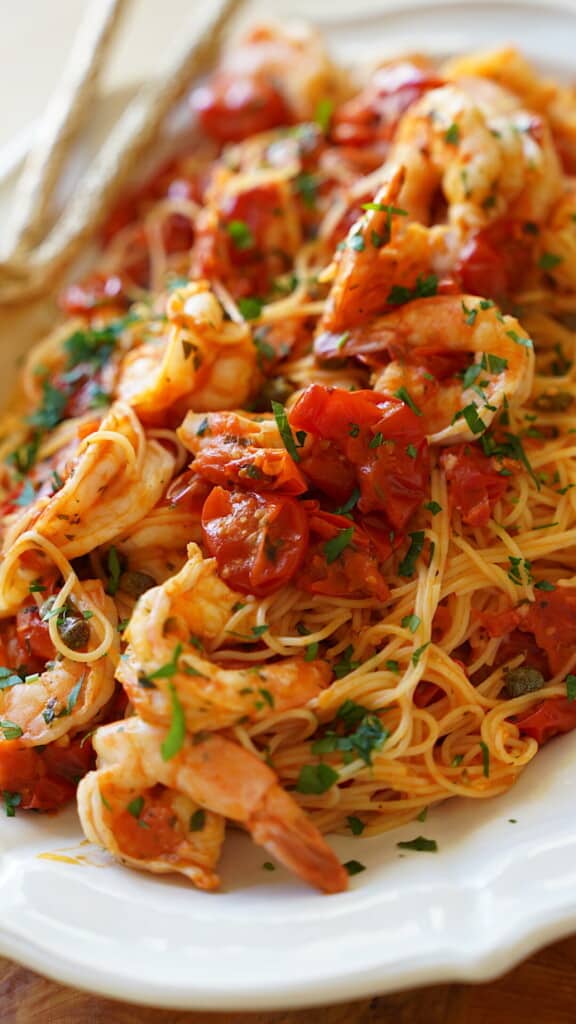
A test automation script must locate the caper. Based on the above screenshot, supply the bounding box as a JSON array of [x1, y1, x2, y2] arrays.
[[505, 666, 545, 698], [120, 571, 156, 598], [57, 615, 90, 651]]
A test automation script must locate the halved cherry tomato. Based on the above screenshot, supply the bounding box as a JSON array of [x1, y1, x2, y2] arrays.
[[332, 62, 442, 148], [456, 235, 508, 300], [480, 607, 523, 638], [298, 510, 389, 600], [192, 72, 290, 144], [441, 444, 511, 527], [0, 733, 95, 812], [201, 487, 308, 596], [515, 698, 576, 745], [15, 605, 56, 663], [194, 439, 307, 495], [164, 469, 212, 515], [523, 589, 576, 675], [290, 385, 428, 530]]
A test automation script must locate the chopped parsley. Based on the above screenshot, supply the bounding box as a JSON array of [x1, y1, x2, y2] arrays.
[[412, 641, 431, 667], [506, 329, 533, 350], [401, 614, 420, 634], [312, 708, 388, 766], [295, 172, 319, 209], [444, 123, 460, 145], [3, 791, 21, 817], [146, 644, 183, 682], [479, 741, 490, 777], [481, 353, 508, 375], [538, 251, 563, 271], [189, 808, 206, 831], [161, 682, 186, 761], [343, 859, 366, 876], [397, 836, 437, 852], [105, 547, 123, 597], [534, 580, 555, 591], [0, 719, 23, 740], [566, 675, 576, 702], [347, 233, 365, 252], [333, 487, 360, 516], [237, 296, 263, 321], [304, 641, 319, 661], [452, 403, 485, 435], [385, 660, 400, 673], [425, 501, 442, 515], [314, 97, 334, 133], [262, 861, 276, 871], [296, 762, 339, 794], [127, 796, 145, 819], [394, 386, 422, 416], [323, 527, 354, 564], [226, 219, 254, 250], [398, 531, 425, 578], [347, 815, 365, 835], [271, 400, 302, 462], [27, 381, 68, 431], [333, 645, 360, 679], [387, 274, 438, 306]]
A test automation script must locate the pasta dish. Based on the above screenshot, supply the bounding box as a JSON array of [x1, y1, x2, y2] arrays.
[[1, 23, 576, 894]]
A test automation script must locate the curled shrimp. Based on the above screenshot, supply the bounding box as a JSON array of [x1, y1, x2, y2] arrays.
[[321, 80, 562, 333], [78, 716, 348, 893], [178, 410, 307, 494], [2, 403, 175, 570], [443, 47, 576, 172], [116, 543, 330, 732], [335, 294, 534, 444], [117, 281, 259, 417], [78, 724, 224, 890], [0, 580, 118, 746]]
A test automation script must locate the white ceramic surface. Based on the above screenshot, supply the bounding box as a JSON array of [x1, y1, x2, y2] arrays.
[[1, 0, 576, 1010]]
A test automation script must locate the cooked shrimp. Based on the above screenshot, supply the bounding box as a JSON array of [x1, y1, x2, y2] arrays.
[[361, 295, 534, 443], [320, 80, 562, 332], [178, 410, 307, 494], [78, 716, 348, 893], [117, 281, 259, 417], [117, 544, 329, 731], [0, 580, 118, 746], [2, 403, 175, 565], [79, 746, 224, 890], [443, 47, 576, 172], [115, 506, 202, 587]]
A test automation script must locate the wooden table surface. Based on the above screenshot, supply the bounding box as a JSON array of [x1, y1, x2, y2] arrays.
[[3, 934, 576, 1023]]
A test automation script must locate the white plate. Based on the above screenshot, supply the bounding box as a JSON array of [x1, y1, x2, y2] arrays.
[[2, 0, 576, 1010]]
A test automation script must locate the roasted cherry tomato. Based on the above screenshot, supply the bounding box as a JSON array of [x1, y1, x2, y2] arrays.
[[15, 605, 55, 663], [0, 732, 95, 812], [290, 385, 428, 530], [298, 509, 389, 600], [441, 444, 511, 527], [515, 698, 576, 746], [192, 73, 290, 143], [194, 439, 307, 496], [201, 487, 308, 596], [332, 62, 442, 148], [523, 589, 576, 675]]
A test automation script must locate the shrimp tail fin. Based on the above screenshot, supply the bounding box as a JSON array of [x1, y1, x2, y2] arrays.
[[250, 787, 348, 894]]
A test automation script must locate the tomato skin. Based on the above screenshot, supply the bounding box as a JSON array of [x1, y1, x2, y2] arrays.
[[15, 605, 55, 663], [164, 470, 212, 514], [332, 62, 442, 148], [457, 236, 508, 300], [201, 487, 308, 596], [290, 385, 428, 531], [194, 441, 307, 496], [192, 73, 290, 143], [298, 510, 390, 600], [523, 589, 576, 675], [441, 444, 510, 527], [0, 733, 95, 812], [515, 698, 576, 745]]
